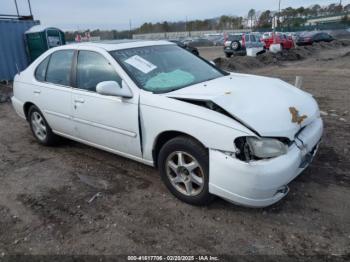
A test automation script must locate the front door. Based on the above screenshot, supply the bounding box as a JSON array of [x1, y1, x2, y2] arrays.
[[71, 50, 142, 158]]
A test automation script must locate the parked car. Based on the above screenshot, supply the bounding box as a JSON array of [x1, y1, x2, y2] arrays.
[[212, 36, 225, 46], [184, 38, 214, 47], [205, 34, 225, 46], [169, 40, 199, 56], [12, 40, 323, 207], [224, 33, 265, 57], [262, 32, 272, 40], [297, 32, 334, 46], [310, 32, 334, 43], [287, 32, 300, 42], [262, 32, 294, 50]]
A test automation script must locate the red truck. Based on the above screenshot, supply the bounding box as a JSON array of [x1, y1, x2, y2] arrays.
[[262, 32, 294, 50]]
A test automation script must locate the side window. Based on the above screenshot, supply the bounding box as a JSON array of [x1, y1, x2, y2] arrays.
[[35, 56, 50, 81], [46, 50, 74, 86], [250, 35, 256, 42], [77, 51, 122, 92]]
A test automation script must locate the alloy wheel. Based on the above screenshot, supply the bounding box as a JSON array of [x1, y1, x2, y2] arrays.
[[31, 111, 47, 141], [165, 151, 205, 196]]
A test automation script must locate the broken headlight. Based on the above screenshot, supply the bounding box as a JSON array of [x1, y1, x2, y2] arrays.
[[235, 137, 288, 161]]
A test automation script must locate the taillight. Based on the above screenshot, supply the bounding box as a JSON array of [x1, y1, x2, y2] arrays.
[[242, 34, 246, 47]]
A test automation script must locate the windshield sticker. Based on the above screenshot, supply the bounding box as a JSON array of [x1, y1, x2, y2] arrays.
[[124, 55, 157, 74]]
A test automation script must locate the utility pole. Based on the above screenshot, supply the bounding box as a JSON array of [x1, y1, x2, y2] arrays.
[[279, 0, 281, 14], [14, 0, 19, 16], [273, 0, 281, 36], [129, 19, 132, 39], [278, 0, 281, 28], [27, 0, 33, 17]]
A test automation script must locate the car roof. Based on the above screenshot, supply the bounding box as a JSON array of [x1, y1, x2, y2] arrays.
[[62, 40, 175, 51]]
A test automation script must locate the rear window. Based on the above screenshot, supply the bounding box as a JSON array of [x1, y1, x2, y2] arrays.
[[35, 56, 50, 82], [249, 35, 256, 42], [227, 35, 242, 41]]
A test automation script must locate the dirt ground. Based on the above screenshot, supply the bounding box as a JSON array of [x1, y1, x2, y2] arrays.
[[0, 43, 350, 259]]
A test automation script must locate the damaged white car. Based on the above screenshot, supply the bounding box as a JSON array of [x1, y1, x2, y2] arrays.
[[12, 41, 323, 207]]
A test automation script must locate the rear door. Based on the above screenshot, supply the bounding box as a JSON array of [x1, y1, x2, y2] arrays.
[[35, 49, 75, 136], [71, 49, 142, 158]]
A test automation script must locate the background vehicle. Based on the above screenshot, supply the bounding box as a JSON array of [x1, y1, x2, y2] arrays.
[[262, 32, 294, 50], [287, 32, 300, 42], [206, 34, 225, 46], [297, 32, 334, 46], [224, 33, 265, 57], [212, 36, 225, 46], [184, 38, 214, 47], [169, 40, 200, 56], [262, 32, 272, 40]]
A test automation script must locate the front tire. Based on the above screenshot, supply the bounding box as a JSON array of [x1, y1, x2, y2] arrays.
[[158, 136, 215, 206], [28, 105, 59, 146]]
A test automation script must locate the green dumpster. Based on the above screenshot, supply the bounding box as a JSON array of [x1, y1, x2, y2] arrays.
[[25, 26, 65, 62]]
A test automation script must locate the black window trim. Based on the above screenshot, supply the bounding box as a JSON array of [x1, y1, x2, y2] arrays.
[[34, 55, 51, 83], [34, 49, 76, 89]]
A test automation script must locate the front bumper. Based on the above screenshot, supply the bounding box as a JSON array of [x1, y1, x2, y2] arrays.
[[209, 117, 323, 207]]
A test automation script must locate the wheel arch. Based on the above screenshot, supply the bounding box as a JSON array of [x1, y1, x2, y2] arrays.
[[23, 102, 37, 120], [152, 130, 207, 168]]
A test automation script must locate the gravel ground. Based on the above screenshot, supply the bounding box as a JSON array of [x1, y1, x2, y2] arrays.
[[0, 44, 349, 260]]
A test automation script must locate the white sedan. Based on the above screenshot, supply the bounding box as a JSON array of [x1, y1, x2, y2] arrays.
[[11, 40, 323, 207]]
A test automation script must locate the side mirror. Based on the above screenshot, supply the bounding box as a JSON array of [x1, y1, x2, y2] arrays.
[[96, 81, 133, 98]]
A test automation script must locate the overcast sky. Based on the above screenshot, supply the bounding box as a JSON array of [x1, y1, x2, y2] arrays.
[[2, 0, 349, 30]]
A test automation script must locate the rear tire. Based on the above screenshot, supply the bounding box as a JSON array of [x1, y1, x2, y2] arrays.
[[28, 105, 59, 146], [158, 136, 215, 206]]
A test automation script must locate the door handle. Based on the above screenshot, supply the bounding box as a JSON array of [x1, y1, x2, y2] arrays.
[[74, 98, 85, 103], [33, 89, 41, 94]]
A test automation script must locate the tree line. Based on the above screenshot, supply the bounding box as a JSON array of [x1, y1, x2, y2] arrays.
[[65, 2, 350, 41]]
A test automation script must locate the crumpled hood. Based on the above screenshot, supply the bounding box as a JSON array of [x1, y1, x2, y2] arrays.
[[165, 73, 320, 140]]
